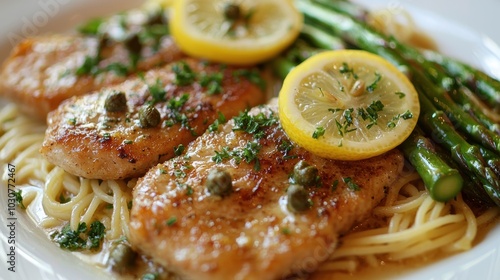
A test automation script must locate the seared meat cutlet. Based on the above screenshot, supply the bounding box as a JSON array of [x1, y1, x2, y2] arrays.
[[0, 9, 184, 119], [40, 59, 266, 180], [129, 99, 404, 280]]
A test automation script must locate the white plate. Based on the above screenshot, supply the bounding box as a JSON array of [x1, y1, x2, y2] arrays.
[[0, 0, 499, 279]]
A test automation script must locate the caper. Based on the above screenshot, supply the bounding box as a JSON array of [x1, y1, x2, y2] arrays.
[[147, 10, 166, 25], [108, 242, 137, 274], [223, 3, 241, 21], [287, 184, 311, 213], [125, 33, 142, 55], [206, 168, 233, 197], [104, 91, 128, 112], [139, 105, 161, 128], [293, 160, 319, 186]]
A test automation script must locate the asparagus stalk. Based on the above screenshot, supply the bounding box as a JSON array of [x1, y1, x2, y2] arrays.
[[409, 66, 500, 155], [300, 24, 345, 51], [448, 84, 500, 135], [434, 141, 496, 206], [423, 50, 500, 111], [270, 57, 296, 82], [310, 0, 500, 113], [478, 146, 500, 177], [391, 42, 500, 135], [400, 128, 463, 202], [284, 39, 324, 64], [417, 91, 500, 206], [296, 0, 410, 73]]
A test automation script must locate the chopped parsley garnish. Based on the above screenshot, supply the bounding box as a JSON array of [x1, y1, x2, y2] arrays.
[[278, 140, 294, 155], [158, 168, 167, 175], [343, 177, 360, 191], [174, 169, 186, 178], [387, 110, 413, 128], [332, 180, 339, 191], [68, 117, 77, 126], [212, 141, 262, 171], [366, 72, 382, 93], [139, 24, 170, 51], [14, 190, 25, 209], [232, 110, 278, 139], [174, 144, 185, 156], [232, 69, 266, 91], [76, 55, 100, 76], [212, 147, 231, 163], [312, 126, 325, 139], [51, 221, 106, 251], [52, 223, 87, 251], [186, 186, 194, 196], [208, 112, 227, 132], [331, 108, 357, 136], [358, 100, 385, 129], [163, 94, 196, 134], [232, 141, 262, 170], [339, 62, 358, 79], [103, 62, 129, 77], [78, 18, 104, 35], [167, 93, 189, 110], [88, 221, 106, 249], [199, 72, 224, 95], [59, 194, 71, 204], [147, 78, 167, 104], [166, 216, 177, 226], [395, 91, 406, 99], [281, 227, 291, 235], [173, 62, 196, 86], [101, 133, 111, 142], [142, 273, 159, 280], [400, 110, 413, 120]]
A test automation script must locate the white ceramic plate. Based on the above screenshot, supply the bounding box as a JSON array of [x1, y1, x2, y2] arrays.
[[0, 0, 499, 279]]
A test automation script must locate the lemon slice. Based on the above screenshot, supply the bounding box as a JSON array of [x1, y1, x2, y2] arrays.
[[170, 0, 302, 65], [278, 50, 420, 160]]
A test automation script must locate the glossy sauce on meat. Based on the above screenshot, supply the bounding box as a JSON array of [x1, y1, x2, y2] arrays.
[[40, 59, 266, 180], [129, 100, 404, 280]]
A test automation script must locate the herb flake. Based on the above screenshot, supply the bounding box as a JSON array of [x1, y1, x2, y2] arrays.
[[14, 190, 25, 209], [312, 126, 326, 139]]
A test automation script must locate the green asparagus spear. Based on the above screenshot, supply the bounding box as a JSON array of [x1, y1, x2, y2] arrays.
[[423, 50, 500, 111], [478, 146, 500, 177], [390, 41, 500, 135], [417, 91, 500, 206], [300, 24, 345, 50], [434, 141, 496, 206], [400, 128, 463, 201], [410, 67, 500, 155], [309, 0, 500, 114], [270, 56, 295, 81]]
